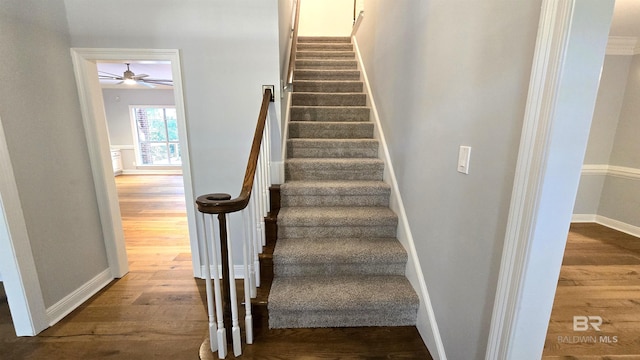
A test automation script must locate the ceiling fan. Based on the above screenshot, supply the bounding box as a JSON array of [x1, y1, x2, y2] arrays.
[[98, 63, 173, 88]]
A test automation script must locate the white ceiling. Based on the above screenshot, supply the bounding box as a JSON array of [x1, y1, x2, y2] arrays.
[[610, 0, 640, 37], [96, 61, 173, 90]]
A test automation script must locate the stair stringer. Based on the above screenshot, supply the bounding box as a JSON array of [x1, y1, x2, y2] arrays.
[[352, 36, 447, 360]]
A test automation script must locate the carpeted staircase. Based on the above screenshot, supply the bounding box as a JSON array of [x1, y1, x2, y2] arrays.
[[268, 36, 419, 328]]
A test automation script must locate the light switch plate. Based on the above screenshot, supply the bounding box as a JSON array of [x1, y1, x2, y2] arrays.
[[458, 146, 471, 174]]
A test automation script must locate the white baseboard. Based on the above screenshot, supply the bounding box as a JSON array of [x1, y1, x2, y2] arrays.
[[121, 169, 182, 175], [572, 214, 640, 238], [46, 268, 113, 326], [353, 35, 447, 360]]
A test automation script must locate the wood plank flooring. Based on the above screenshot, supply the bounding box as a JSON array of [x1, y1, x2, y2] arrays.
[[1, 174, 207, 360], [543, 223, 640, 359], [0, 175, 432, 359], [4, 177, 638, 359]]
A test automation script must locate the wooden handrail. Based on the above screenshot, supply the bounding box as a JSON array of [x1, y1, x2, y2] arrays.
[[285, 0, 302, 88], [196, 89, 273, 214], [351, 10, 364, 37]]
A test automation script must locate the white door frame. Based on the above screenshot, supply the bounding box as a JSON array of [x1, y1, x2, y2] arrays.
[[486, 0, 615, 359], [70, 48, 201, 278], [0, 116, 49, 336]]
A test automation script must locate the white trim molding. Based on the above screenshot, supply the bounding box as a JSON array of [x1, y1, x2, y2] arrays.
[[46, 269, 112, 326], [0, 116, 49, 336], [70, 48, 201, 279], [487, 0, 615, 359], [572, 214, 640, 238], [606, 36, 640, 55], [581, 164, 640, 180], [353, 36, 447, 360]]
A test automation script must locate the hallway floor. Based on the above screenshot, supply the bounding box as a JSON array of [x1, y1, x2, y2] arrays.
[[0, 175, 431, 359], [543, 223, 640, 359]]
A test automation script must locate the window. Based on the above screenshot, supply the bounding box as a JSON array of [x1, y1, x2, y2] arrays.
[[131, 106, 181, 166]]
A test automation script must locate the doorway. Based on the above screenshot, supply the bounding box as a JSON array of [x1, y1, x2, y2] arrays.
[[70, 49, 201, 280], [95, 60, 193, 281]]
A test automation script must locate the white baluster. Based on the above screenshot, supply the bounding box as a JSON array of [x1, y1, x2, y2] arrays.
[[224, 215, 242, 357], [255, 153, 265, 245], [250, 184, 262, 288], [263, 115, 271, 215], [199, 213, 218, 355], [207, 214, 227, 359], [246, 192, 258, 296], [241, 209, 254, 344]]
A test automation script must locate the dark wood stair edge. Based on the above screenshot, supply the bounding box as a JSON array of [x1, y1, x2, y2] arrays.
[[252, 184, 280, 337]]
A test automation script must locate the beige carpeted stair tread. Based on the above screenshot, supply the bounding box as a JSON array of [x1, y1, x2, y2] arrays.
[[290, 106, 370, 121], [273, 237, 407, 268], [268, 275, 419, 328], [287, 138, 378, 158], [298, 36, 351, 43], [292, 92, 367, 106], [295, 60, 358, 70], [292, 80, 363, 93], [278, 206, 397, 227]]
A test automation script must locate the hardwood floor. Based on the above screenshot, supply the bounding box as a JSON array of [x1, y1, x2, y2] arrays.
[[5, 177, 637, 359], [1, 174, 207, 360], [0, 175, 432, 359], [543, 223, 640, 359]]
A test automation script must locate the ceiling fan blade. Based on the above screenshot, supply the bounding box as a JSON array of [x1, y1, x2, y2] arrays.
[[138, 81, 155, 88], [142, 79, 173, 85], [99, 75, 123, 80], [98, 71, 123, 78], [116, 80, 124, 85], [133, 74, 149, 79]]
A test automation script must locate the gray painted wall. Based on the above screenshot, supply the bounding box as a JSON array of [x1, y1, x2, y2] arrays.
[[609, 54, 640, 169], [598, 54, 640, 226], [574, 54, 640, 228], [583, 55, 631, 164], [0, 0, 109, 307], [102, 88, 175, 171], [355, 1, 541, 358], [64, 0, 282, 265]]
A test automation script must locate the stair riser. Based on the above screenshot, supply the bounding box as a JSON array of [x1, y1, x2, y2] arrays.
[[288, 123, 374, 139], [281, 194, 389, 207], [296, 51, 356, 59], [290, 107, 370, 121], [298, 36, 351, 43], [295, 60, 358, 70], [279, 225, 396, 239], [293, 81, 363, 93], [292, 93, 366, 107], [285, 163, 383, 181], [297, 43, 354, 51], [273, 262, 405, 277], [287, 146, 378, 158], [294, 70, 360, 81], [269, 309, 417, 329]]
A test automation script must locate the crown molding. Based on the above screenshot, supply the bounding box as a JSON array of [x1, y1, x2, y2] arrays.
[[606, 36, 640, 55]]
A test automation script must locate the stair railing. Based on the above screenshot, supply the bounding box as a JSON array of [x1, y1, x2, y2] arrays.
[[284, 0, 302, 91], [196, 88, 274, 358]]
